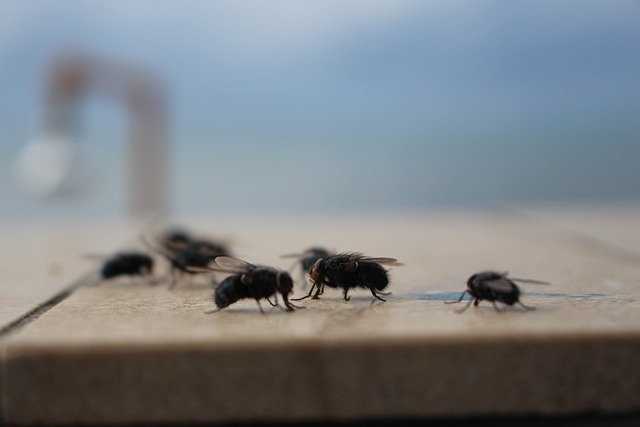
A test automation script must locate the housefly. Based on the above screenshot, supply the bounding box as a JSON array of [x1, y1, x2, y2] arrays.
[[446, 271, 549, 313], [92, 252, 154, 281], [159, 228, 230, 258], [142, 236, 223, 289], [189, 256, 301, 313], [293, 252, 401, 302]]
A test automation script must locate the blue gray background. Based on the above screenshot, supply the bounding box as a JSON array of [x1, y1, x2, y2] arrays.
[[1, 0, 639, 219]]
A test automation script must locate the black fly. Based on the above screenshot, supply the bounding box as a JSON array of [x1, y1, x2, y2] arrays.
[[446, 271, 549, 313], [159, 228, 230, 259], [281, 247, 331, 287], [189, 256, 301, 313], [293, 252, 401, 302], [98, 252, 154, 280], [142, 236, 225, 289]]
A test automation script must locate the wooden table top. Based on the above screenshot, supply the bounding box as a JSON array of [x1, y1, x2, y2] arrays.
[[1, 205, 639, 424]]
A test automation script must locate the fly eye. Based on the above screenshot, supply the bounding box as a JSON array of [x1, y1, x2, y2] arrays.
[[277, 271, 293, 293], [310, 259, 323, 281]]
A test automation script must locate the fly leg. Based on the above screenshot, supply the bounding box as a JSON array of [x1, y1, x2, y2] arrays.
[[454, 298, 475, 314], [312, 281, 324, 299], [491, 301, 504, 313], [370, 289, 387, 302], [255, 299, 265, 314], [281, 292, 304, 311], [445, 290, 470, 304], [518, 301, 536, 310], [292, 281, 317, 301], [266, 295, 278, 307]]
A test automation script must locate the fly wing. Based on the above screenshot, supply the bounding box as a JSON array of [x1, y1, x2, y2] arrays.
[[483, 276, 516, 292], [335, 253, 401, 271], [331, 253, 361, 271], [214, 256, 255, 272], [358, 256, 401, 266], [186, 265, 241, 274], [510, 277, 550, 285]]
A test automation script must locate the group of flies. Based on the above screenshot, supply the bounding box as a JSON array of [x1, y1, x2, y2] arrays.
[[94, 228, 549, 314]]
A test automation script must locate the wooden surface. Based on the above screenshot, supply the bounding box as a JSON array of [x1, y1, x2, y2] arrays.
[[511, 203, 640, 254], [1, 206, 639, 424], [0, 220, 138, 330]]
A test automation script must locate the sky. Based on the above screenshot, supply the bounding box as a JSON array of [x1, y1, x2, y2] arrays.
[[1, 0, 639, 219]]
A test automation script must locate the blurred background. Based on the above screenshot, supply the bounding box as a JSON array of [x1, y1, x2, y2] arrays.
[[1, 0, 639, 220]]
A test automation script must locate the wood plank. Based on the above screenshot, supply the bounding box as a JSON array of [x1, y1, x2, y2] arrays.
[[0, 219, 141, 330], [2, 209, 639, 424]]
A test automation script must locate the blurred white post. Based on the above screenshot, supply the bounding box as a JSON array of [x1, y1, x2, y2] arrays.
[[35, 53, 170, 219], [122, 69, 170, 219]]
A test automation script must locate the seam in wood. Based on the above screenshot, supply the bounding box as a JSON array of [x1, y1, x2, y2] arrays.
[[0, 273, 95, 340]]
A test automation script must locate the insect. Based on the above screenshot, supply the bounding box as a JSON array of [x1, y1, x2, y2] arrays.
[[190, 256, 301, 313], [281, 247, 332, 286], [293, 252, 400, 302], [160, 228, 230, 258], [142, 236, 222, 289], [99, 252, 154, 280], [189, 238, 230, 259], [446, 271, 549, 313]]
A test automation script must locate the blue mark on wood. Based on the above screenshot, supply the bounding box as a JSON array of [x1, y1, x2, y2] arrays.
[[415, 292, 471, 301], [414, 292, 634, 302], [525, 292, 607, 299]]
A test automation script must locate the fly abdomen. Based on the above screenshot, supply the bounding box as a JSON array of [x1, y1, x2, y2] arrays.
[[494, 287, 520, 305], [101, 253, 153, 279], [101, 261, 122, 279], [357, 262, 389, 291], [214, 275, 247, 308]]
